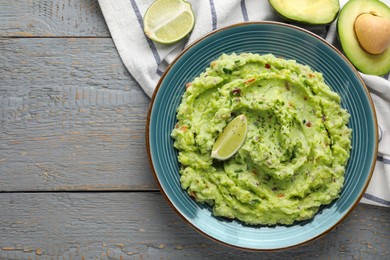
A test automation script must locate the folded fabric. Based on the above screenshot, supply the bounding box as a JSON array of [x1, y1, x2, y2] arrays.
[[98, 0, 390, 207]]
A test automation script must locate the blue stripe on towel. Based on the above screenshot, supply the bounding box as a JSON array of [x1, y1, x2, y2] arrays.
[[240, 0, 249, 21], [156, 69, 163, 76], [209, 0, 217, 30], [378, 156, 390, 165], [129, 0, 162, 75], [363, 193, 390, 206]]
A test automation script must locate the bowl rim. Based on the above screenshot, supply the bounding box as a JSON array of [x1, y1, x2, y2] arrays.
[[145, 21, 378, 251]]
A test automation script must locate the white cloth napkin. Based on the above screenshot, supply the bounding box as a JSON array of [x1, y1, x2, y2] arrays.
[[98, 0, 390, 207]]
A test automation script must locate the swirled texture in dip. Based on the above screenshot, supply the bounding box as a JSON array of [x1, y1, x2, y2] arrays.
[[171, 53, 352, 225]]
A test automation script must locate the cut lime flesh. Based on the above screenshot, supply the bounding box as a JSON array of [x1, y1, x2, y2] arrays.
[[144, 0, 195, 44], [211, 114, 248, 160]]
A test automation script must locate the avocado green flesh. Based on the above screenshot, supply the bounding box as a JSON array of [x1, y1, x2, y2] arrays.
[[171, 53, 352, 226], [269, 0, 340, 25], [338, 0, 390, 76]]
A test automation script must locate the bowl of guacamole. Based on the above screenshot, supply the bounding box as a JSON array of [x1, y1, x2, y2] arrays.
[[146, 22, 377, 250]]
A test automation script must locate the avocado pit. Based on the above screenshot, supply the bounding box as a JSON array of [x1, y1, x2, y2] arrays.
[[354, 12, 390, 55]]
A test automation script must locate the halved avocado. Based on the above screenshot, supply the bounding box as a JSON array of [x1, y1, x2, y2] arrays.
[[268, 0, 340, 25], [338, 0, 390, 76]]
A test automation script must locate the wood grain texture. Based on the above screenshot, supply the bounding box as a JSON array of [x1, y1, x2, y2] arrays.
[[0, 0, 109, 37], [1, 38, 157, 191], [0, 193, 388, 259], [1, 1, 389, 259]]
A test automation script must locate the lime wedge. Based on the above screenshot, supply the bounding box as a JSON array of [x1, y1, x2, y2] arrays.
[[143, 0, 195, 44], [211, 114, 248, 160]]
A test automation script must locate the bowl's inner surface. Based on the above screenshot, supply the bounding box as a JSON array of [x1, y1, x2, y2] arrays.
[[148, 22, 377, 250]]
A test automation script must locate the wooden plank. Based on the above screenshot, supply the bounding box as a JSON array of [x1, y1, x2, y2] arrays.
[[1, 38, 158, 191], [0, 193, 388, 259], [0, 0, 109, 37]]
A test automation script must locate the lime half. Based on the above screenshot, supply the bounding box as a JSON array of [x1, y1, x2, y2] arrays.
[[143, 0, 195, 44], [211, 114, 248, 160]]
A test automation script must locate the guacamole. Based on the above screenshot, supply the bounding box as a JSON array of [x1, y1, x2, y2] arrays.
[[171, 53, 352, 225]]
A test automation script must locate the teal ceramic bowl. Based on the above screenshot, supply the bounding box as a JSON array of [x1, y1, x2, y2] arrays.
[[146, 22, 377, 250]]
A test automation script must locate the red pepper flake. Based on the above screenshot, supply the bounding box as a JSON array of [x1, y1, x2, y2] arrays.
[[305, 121, 312, 127], [180, 125, 188, 132], [277, 193, 285, 198], [185, 82, 192, 89], [232, 88, 241, 95], [265, 63, 271, 69], [244, 78, 256, 84], [308, 73, 315, 78], [189, 191, 197, 199], [303, 96, 308, 101], [175, 123, 179, 129]]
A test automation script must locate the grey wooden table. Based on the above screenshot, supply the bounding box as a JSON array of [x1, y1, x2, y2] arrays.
[[1, 0, 389, 259]]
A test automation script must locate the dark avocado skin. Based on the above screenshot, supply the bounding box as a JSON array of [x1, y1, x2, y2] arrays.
[[268, 0, 340, 25], [272, 12, 339, 26]]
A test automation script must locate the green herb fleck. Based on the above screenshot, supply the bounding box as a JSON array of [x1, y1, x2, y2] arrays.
[[223, 68, 233, 74]]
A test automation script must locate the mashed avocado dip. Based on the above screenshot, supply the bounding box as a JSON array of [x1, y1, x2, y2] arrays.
[[171, 53, 352, 225]]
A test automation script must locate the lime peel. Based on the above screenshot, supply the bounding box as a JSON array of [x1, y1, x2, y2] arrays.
[[211, 114, 248, 160]]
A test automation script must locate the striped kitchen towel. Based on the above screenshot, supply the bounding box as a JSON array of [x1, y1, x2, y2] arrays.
[[98, 0, 390, 207]]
